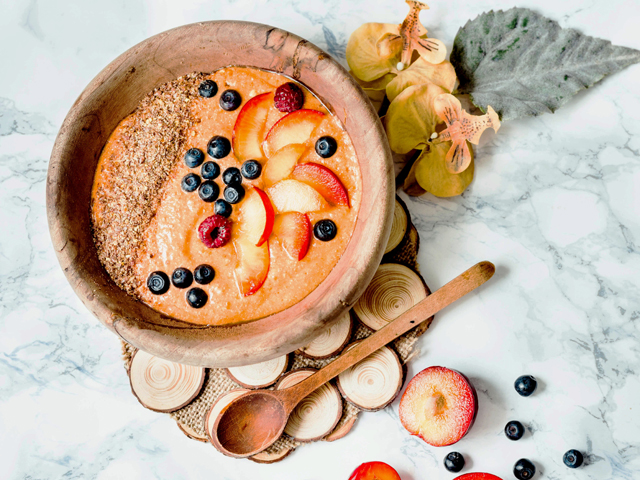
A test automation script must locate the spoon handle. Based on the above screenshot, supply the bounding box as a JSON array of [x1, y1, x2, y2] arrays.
[[283, 261, 495, 410]]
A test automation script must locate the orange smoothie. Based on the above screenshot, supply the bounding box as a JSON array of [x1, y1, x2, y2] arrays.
[[91, 67, 361, 325]]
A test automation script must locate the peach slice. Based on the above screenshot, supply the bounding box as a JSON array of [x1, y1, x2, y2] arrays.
[[349, 462, 401, 480], [267, 179, 328, 214], [232, 92, 272, 161], [454, 474, 503, 480], [237, 187, 274, 246], [233, 237, 270, 297], [292, 162, 350, 207], [262, 109, 325, 158], [272, 212, 311, 261], [263, 143, 307, 187], [399, 366, 478, 447]]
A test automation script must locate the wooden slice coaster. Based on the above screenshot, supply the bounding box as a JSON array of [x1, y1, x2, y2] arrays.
[[337, 344, 403, 411], [384, 197, 409, 254], [204, 388, 249, 442], [249, 445, 295, 464], [324, 416, 358, 442], [177, 421, 208, 443], [297, 311, 353, 359], [353, 263, 428, 331], [275, 368, 343, 442], [128, 349, 205, 413], [225, 354, 289, 389]]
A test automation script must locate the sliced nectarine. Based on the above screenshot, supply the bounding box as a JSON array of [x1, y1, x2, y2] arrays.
[[262, 109, 325, 158], [267, 179, 328, 214], [232, 92, 272, 161], [399, 366, 477, 447], [233, 237, 270, 296], [263, 143, 307, 186], [273, 212, 311, 261], [349, 461, 401, 480], [292, 162, 350, 207], [454, 474, 503, 480], [237, 187, 274, 246]]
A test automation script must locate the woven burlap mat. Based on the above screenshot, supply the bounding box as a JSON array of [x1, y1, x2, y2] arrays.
[[121, 196, 431, 462]]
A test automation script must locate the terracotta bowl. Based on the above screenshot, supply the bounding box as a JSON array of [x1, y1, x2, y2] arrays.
[[47, 21, 394, 367]]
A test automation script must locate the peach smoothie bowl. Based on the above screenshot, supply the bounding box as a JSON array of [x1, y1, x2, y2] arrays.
[[47, 21, 394, 368]]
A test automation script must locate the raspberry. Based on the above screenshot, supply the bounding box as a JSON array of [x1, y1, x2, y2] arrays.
[[274, 82, 304, 113], [198, 214, 232, 248]]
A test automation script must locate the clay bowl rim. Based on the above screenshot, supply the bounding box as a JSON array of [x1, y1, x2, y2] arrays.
[[46, 20, 395, 368]]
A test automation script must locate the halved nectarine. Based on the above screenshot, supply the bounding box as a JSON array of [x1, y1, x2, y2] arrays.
[[292, 162, 350, 207], [399, 366, 477, 447], [349, 461, 401, 480], [262, 109, 325, 158], [454, 474, 503, 480]]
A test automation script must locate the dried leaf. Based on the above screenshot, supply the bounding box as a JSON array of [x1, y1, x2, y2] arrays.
[[432, 94, 499, 173], [451, 7, 640, 120], [386, 58, 457, 102], [384, 83, 448, 154], [414, 142, 475, 197], [347, 23, 401, 82], [398, 1, 447, 65]]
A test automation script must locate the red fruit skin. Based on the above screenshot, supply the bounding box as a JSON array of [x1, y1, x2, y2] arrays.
[[253, 187, 275, 246], [399, 366, 478, 447], [454, 474, 503, 480], [274, 82, 304, 113], [292, 162, 350, 207], [349, 462, 401, 480], [198, 215, 233, 248]]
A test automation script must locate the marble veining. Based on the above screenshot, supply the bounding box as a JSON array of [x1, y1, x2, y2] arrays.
[[1, 0, 639, 479]]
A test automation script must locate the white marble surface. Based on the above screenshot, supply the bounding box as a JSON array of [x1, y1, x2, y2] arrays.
[[1, 0, 639, 478]]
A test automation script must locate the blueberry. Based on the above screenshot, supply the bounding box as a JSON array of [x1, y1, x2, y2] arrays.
[[207, 136, 231, 159], [147, 271, 170, 295], [219, 89, 242, 111], [515, 375, 538, 397], [514, 459, 536, 480], [184, 148, 205, 168], [315, 136, 338, 158], [186, 287, 208, 308], [201, 161, 220, 180], [181, 173, 201, 192], [443, 452, 465, 473], [563, 449, 584, 468], [194, 264, 215, 285], [224, 184, 245, 204], [198, 180, 220, 203], [314, 219, 337, 241], [222, 167, 242, 185], [198, 79, 218, 98], [241, 160, 262, 180], [505, 420, 525, 441], [171, 267, 193, 289], [214, 199, 233, 218]]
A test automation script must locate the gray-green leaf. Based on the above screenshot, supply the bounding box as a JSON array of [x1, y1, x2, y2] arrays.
[[450, 8, 640, 120]]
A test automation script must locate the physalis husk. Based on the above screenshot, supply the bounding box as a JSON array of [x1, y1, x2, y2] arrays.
[[384, 82, 448, 154], [414, 141, 475, 197], [347, 23, 401, 82], [431, 94, 500, 173], [386, 57, 457, 102]]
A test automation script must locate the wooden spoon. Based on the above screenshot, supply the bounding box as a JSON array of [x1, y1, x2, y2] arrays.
[[210, 261, 495, 457]]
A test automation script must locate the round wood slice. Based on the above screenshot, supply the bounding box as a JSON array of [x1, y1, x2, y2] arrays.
[[128, 350, 205, 413], [297, 310, 353, 359], [204, 388, 249, 442], [323, 416, 358, 442], [225, 354, 289, 388], [337, 344, 403, 411], [177, 421, 208, 443], [249, 446, 294, 464], [275, 368, 343, 442], [384, 198, 409, 254], [353, 263, 428, 331]]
